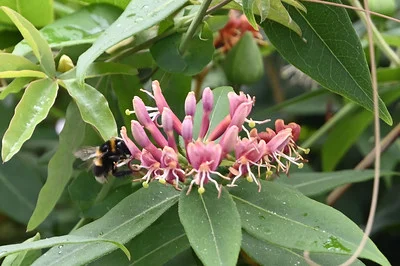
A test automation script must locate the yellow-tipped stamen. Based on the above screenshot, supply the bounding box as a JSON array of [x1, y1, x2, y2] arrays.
[[142, 181, 149, 188], [298, 163, 304, 169], [246, 175, 253, 183], [248, 119, 256, 128], [125, 109, 134, 116], [198, 187, 205, 194], [158, 178, 166, 184]]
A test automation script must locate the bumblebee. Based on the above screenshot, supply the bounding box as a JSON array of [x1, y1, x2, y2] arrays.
[[74, 137, 132, 183]]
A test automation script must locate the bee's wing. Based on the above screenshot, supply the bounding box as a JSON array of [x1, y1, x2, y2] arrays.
[[74, 147, 98, 161]]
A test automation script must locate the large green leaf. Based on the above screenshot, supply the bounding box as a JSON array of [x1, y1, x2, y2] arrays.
[[179, 186, 241, 266], [0, 235, 129, 261], [58, 62, 137, 80], [76, 0, 187, 82], [0, 154, 42, 225], [235, 0, 305, 35], [33, 183, 180, 265], [0, 53, 40, 72], [263, 1, 393, 125], [1, 233, 41, 266], [229, 180, 389, 265], [78, 0, 130, 9], [13, 4, 122, 56], [150, 27, 214, 76], [2, 78, 58, 162], [0, 70, 46, 79], [0, 0, 53, 27], [322, 87, 400, 171], [0, 77, 33, 100], [277, 170, 399, 197], [27, 102, 85, 231], [91, 205, 190, 266], [192, 86, 234, 140], [0, 7, 55, 77], [61, 79, 117, 141], [242, 231, 365, 266]]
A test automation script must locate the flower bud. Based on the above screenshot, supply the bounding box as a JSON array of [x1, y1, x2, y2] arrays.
[[182, 116, 193, 147], [185, 91, 196, 117], [131, 120, 162, 160], [220, 125, 239, 155], [202, 87, 213, 112], [120, 126, 141, 159]]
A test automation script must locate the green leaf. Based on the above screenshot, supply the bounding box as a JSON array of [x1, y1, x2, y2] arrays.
[[78, 0, 130, 9], [322, 87, 400, 171], [33, 183, 180, 265], [61, 79, 117, 141], [0, 53, 40, 71], [243, 0, 257, 28], [179, 186, 241, 266], [0, 154, 43, 225], [151, 27, 214, 76], [0, 235, 129, 261], [229, 180, 389, 265], [1, 233, 41, 266], [0, 70, 46, 79], [92, 205, 190, 266], [277, 170, 399, 197], [76, 0, 187, 82], [2, 78, 58, 162], [223, 31, 264, 84], [0, 7, 55, 77], [0, 77, 33, 100], [59, 62, 137, 80], [27, 102, 85, 231], [263, 1, 393, 125], [242, 231, 365, 266], [0, 0, 53, 27], [192, 86, 234, 140], [234, 0, 304, 35], [13, 4, 122, 56]]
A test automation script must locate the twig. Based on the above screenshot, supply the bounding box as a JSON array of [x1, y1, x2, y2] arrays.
[[327, 123, 400, 205], [179, 0, 213, 53], [206, 0, 233, 15], [339, 0, 381, 264]]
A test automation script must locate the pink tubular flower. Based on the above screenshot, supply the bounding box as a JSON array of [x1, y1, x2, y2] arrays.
[[117, 80, 308, 195], [228, 138, 266, 191], [186, 141, 229, 195], [156, 146, 186, 189], [198, 87, 213, 139], [135, 149, 161, 187]]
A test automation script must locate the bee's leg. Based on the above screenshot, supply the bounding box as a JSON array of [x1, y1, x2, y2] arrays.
[[112, 170, 133, 178]]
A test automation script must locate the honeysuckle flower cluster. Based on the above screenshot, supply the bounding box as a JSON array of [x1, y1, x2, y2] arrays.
[[121, 80, 309, 195], [214, 10, 265, 53]]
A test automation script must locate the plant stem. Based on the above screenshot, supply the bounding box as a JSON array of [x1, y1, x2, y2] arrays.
[[179, 0, 213, 53], [327, 122, 400, 206], [206, 0, 233, 15], [349, 0, 400, 66], [300, 103, 357, 148]]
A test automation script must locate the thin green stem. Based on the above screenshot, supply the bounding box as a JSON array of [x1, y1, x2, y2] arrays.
[[106, 29, 176, 63], [206, 0, 233, 15], [349, 0, 400, 66], [179, 0, 213, 53], [300, 103, 357, 148]]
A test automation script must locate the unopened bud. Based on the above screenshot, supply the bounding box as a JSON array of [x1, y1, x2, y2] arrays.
[[185, 91, 196, 117]]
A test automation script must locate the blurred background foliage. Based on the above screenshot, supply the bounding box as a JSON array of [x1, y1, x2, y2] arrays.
[[0, 0, 399, 265]]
